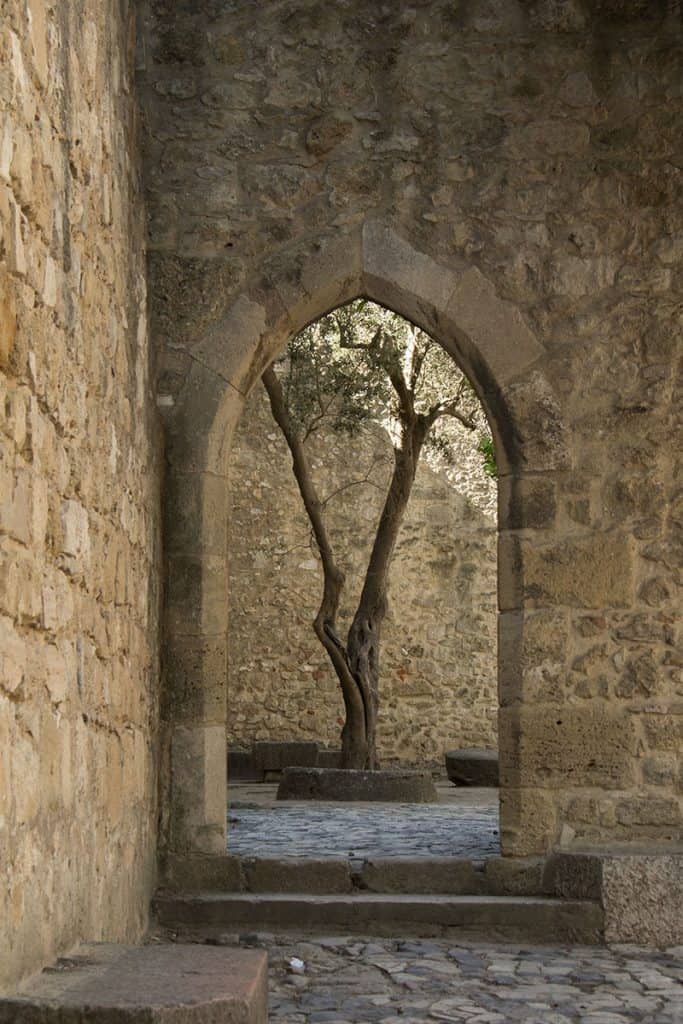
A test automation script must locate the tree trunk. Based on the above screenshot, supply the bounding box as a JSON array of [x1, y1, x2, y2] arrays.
[[345, 424, 426, 769], [262, 365, 426, 772]]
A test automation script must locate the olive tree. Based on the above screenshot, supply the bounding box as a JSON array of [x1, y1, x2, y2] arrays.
[[262, 300, 491, 770]]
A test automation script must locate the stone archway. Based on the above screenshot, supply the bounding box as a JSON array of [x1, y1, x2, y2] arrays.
[[158, 220, 566, 858]]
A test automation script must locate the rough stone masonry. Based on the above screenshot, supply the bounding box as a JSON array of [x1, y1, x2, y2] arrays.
[[1, 0, 682, 997], [139, 0, 682, 861], [0, 0, 160, 994]]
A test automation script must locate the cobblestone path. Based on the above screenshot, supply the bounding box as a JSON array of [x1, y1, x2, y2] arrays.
[[227, 795, 500, 862], [262, 934, 683, 1024]]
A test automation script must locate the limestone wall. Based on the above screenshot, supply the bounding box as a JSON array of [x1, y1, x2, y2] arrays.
[[228, 385, 498, 766], [0, 1, 160, 991], [140, 1, 683, 856]]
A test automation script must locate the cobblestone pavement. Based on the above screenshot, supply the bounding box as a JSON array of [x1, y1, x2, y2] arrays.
[[227, 783, 500, 862], [260, 934, 683, 1024]]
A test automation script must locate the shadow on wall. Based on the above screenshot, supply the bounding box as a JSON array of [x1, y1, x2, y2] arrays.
[[227, 384, 498, 767]]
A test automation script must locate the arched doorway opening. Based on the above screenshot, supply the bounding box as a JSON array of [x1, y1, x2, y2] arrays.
[[225, 298, 500, 861], [159, 222, 561, 862]]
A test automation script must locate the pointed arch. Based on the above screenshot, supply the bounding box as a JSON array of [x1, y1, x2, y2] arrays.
[[158, 220, 568, 856]]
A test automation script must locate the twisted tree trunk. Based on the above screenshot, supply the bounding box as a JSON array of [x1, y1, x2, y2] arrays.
[[263, 364, 427, 770]]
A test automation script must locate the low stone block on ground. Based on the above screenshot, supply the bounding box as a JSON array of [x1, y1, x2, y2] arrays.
[[0, 943, 268, 1023], [445, 749, 499, 787], [277, 767, 439, 802]]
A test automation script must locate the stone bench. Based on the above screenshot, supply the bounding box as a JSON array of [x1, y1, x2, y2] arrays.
[[277, 767, 438, 802], [445, 748, 499, 787], [228, 741, 343, 781]]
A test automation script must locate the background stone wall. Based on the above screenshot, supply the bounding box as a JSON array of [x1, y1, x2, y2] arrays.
[[0, 1, 160, 991], [228, 382, 498, 766], [139, 1, 682, 855]]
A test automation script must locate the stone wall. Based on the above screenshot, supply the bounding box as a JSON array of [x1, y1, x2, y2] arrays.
[[0, 1, 160, 991], [139, 0, 683, 857], [228, 382, 497, 766]]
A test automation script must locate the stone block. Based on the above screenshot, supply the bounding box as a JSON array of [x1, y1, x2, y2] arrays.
[[243, 857, 352, 893], [499, 787, 558, 857], [277, 767, 438, 803], [266, 229, 362, 334], [500, 530, 634, 610], [193, 284, 290, 397], [615, 796, 681, 828], [253, 740, 319, 772], [170, 725, 226, 854], [362, 220, 457, 331], [498, 608, 569, 706], [498, 371, 569, 474], [228, 748, 262, 781], [445, 749, 499, 787], [162, 854, 243, 892], [163, 470, 228, 557], [0, 265, 17, 368], [642, 714, 683, 752], [316, 748, 343, 769], [0, 944, 268, 1024], [165, 553, 228, 638], [445, 267, 544, 386], [497, 474, 557, 530], [499, 706, 637, 790], [59, 498, 91, 573], [483, 856, 550, 896], [164, 635, 227, 724], [547, 849, 683, 945], [359, 858, 485, 894]]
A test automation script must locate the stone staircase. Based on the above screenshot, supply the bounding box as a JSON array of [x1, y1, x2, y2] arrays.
[[154, 854, 604, 945]]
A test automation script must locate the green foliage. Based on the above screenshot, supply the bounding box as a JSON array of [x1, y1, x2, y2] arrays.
[[478, 435, 498, 479], [276, 298, 492, 471]]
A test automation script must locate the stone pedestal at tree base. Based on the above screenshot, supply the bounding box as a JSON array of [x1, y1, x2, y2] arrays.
[[0, 944, 268, 1024], [445, 749, 499, 787], [277, 767, 438, 802]]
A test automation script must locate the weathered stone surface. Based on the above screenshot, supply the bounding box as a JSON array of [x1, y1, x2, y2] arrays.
[[1, 0, 160, 994], [142, 0, 682, 862], [253, 741, 320, 772], [499, 706, 637, 790], [359, 858, 485, 895], [154, 891, 603, 944], [243, 857, 352, 894], [259, 931, 683, 1022], [0, 944, 268, 1024], [548, 849, 683, 946], [483, 856, 550, 896], [162, 854, 243, 893], [277, 768, 439, 803], [4, 0, 683, 991], [445, 749, 500, 787]]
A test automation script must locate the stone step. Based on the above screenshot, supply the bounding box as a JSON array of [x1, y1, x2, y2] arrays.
[[0, 943, 268, 1024], [163, 853, 552, 897], [154, 892, 604, 944]]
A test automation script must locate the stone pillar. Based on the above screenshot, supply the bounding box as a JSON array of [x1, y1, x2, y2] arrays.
[[163, 466, 230, 854]]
